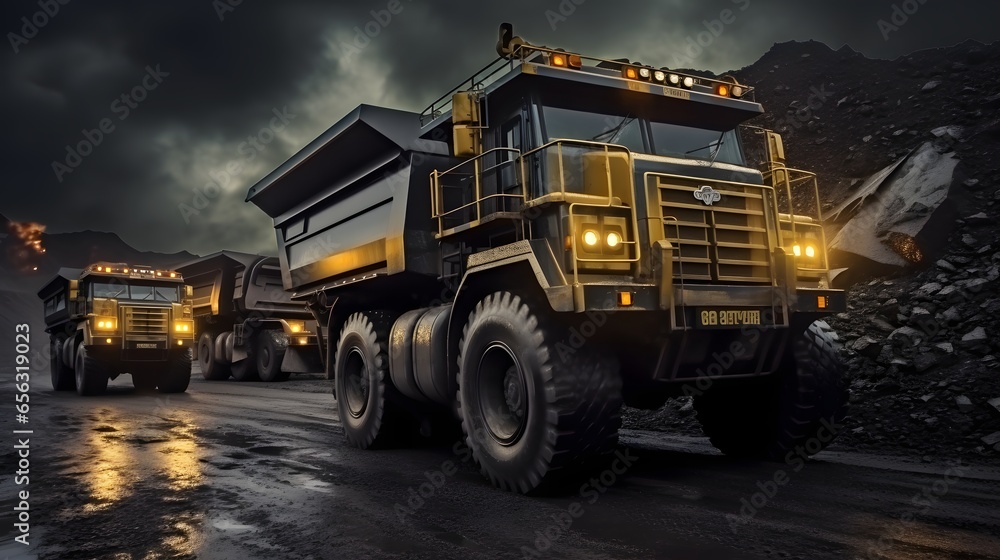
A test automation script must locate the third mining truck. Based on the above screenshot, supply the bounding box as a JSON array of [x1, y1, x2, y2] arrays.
[[176, 251, 322, 382], [246, 24, 849, 493], [38, 263, 195, 395]]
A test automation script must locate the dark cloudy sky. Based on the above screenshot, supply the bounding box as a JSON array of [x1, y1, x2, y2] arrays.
[[2, 0, 997, 256]]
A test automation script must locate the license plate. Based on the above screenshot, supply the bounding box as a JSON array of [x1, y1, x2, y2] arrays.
[[697, 308, 763, 327], [135, 343, 160, 349]]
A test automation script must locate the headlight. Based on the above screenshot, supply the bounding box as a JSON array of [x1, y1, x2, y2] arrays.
[[95, 318, 116, 330], [653, 70, 666, 82], [606, 231, 622, 248], [173, 321, 193, 333], [582, 230, 600, 247], [682, 76, 695, 88], [638, 67, 651, 80], [792, 244, 802, 257], [805, 245, 816, 258], [731, 85, 745, 98], [668, 74, 681, 86], [288, 321, 304, 333]]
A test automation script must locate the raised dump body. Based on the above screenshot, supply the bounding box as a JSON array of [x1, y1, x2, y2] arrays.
[[247, 24, 849, 494], [176, 251, 321, 382], [246, 105, 453, 299], [37, 263, 194, 395]]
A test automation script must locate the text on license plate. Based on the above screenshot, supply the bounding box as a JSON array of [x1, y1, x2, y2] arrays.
[[699, 309, 762, 327]]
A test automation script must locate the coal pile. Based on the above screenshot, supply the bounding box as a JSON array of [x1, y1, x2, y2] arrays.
[[624, 38, 1000, 462]]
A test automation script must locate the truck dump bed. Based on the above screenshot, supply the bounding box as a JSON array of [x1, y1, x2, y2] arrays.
[[38, 267, 83, 329], [176, 251, 310, 320], [245, 105, 452, 295]]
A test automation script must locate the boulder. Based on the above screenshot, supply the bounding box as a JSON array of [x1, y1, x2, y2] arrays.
[[829, 142, 959, 270]]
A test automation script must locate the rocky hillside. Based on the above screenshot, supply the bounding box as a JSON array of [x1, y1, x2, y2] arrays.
[[627, 39, 1000, 462]]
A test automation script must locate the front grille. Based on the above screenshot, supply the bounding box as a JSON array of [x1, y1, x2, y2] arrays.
[[653, 174, 773, 283], [123, 306, 169, 338]]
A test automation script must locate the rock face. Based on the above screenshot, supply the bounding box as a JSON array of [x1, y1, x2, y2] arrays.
[[828, 141, 959, 268]]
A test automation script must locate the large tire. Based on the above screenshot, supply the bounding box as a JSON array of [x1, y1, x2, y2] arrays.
[[50, 334, 75, 391], [75, 343, 109, 396], [257, 330, 290, 382], [157, 349, 192, 393], [231, 339, 260, 382], [457, 291, 623, 494], [198, 332, 231, 381], [694, 320, 849, 460], [334, 311, 402, 449]]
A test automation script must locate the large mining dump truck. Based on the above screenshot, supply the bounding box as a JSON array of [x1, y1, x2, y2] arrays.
[[246, 24, 849, 493], [176, 251, 322, 382], [38, 263, 195, 395]]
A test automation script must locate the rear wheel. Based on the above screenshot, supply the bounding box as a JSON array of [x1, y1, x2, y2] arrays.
[[457, 291, 623, 494], [198, 332, 231, 381], [75, 343, 109, 396], [256, 330, 290, 382], [50, 334, 75, 391], [694, 320, 849, 460], [231, 338, 260, 382], [334, 311, 402, 449], [157, 349, 192, 393]]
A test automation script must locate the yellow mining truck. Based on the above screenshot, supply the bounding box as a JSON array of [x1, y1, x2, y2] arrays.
[[38, 263, 195, 395], [247, 24, 848, 493]]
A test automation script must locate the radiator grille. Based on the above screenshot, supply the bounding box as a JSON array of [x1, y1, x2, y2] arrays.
[[123, 307, 169, 337], [654, 175, 773, 283]]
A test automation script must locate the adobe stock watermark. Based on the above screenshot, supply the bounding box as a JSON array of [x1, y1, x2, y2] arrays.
[[330, 0, 414, 64], [724, 417, 843, 532], [545, 0, 586, 31], [520, 449, 638, 559], [671, 0, 750, 68], [878, 0, 930, 42], [51, 64, 170, 183], [178, 106, 296, 223], [864, 463, 967, 559], [7, 0, 71, 54], [212, 0, 243, 22]]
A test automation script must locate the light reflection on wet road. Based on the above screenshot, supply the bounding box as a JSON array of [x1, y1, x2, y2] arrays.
[[5, 372, 1000, 560]]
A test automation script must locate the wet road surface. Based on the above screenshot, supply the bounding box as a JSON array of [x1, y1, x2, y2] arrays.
[[2, 371, 999, 560]]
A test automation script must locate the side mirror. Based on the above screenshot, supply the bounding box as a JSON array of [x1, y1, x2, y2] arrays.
[[766, 131, 786, 164], [496, 22, 528, 59]]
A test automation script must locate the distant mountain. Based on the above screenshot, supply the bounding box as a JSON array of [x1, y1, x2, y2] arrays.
[[0, 227, 198, 293]]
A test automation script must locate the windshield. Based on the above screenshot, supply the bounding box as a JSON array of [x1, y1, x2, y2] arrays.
[[650, 123, 742, 165], [542, 106, 743, 165], [542, 107, 644, 152], [92, 282, 179, 302]]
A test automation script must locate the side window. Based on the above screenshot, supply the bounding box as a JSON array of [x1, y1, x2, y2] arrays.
[[498, 117, 522, 208]]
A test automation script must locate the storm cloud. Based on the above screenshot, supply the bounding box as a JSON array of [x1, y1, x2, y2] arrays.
[[1, 0, 997, 255]]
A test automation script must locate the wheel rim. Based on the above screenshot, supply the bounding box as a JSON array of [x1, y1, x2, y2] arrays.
[[478, 342, 527, 445], [342, 347, 369, 419], [199, 338, 211, 369]]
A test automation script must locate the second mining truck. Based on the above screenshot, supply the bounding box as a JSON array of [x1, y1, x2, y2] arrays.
[[246, 24, 849, 493], [176, 251, 322, 382], [38, 263, 195, 395]]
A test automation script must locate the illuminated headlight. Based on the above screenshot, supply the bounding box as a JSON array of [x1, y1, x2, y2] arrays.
[[582, 230, 600, 247], [638, 67, 651, 80], [792, 244, 802, 257], [606, 231, 622, 248], [173, 321, 193, 333], [682, 76, 695, 89], [668, 74, 681, 86], [653, 70, 666, 82], [288, 321, 304, 333], [298, 337, 308, 345], [792, 243, 818, 259], [805, 245, 817, 258], [95, 318, 116, 330]]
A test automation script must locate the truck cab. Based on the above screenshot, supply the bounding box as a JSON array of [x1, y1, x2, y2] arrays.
[[38, 263, 195, 395]]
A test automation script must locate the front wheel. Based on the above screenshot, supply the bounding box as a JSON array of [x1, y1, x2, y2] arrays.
[[256, 330, 290, 382], [334, 311, 401, 449], [75, 343, 109, 396], [157, 349, 192, 394], [694, 320, 849, 460], [457, 291, 623, 494]]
